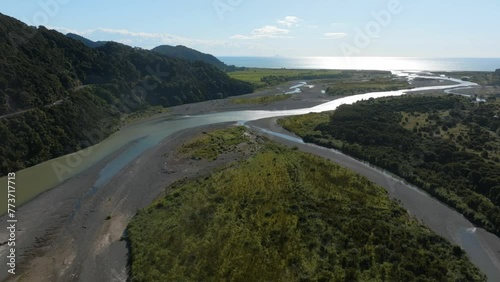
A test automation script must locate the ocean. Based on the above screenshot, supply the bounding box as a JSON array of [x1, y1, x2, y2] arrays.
[[218, 57, 500, 72]]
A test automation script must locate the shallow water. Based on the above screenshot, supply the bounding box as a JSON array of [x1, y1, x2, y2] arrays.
[[1, 72, 499, 280], [0, 72, 476, 212]]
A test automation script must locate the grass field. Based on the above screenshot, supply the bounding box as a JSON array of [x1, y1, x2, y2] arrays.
[[228, 68, 344, 88], [127, 126, 485, 282], [326, 78, 411, 96]]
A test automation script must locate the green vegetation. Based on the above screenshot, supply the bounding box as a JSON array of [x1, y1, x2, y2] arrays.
[[227, 68, 405, 91], [278, 112, 331, 137], [231, 94, 291, 104], [179, 126, 250, 160], [128, 127, 485, 281], [446, 71, 500, 86], [66, 33, 106, 48], [228, 68, 345, 88], [121, 105, 170, 126], [280, 95, 500, 236], [326, 78, 411, 96], [151, 45, 240, 71], [0, 13, 253, 175]]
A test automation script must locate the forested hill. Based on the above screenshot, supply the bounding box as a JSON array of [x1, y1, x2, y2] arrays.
[[0, 13, 253, 175], [280, 95, 500, 236], [152, 45, 238, 71], [65, 33, 107, 48]]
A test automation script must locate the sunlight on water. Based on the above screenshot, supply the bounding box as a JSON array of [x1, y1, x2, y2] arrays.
[[467, 227, 478, 233], [0, 71, 478, 214], [220, 56, 500, 72]]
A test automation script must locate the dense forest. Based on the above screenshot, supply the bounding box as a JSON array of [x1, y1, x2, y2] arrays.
[[0, 13, 253, 175], [127, 127, 485, 281], [152, 44, 240, 71], [449, 70, 500, 86], [280, 95, 500, 236], [65, 33, 107, 48]]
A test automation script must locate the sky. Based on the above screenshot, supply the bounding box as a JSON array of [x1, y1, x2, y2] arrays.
[[2, 0, 500, 57]]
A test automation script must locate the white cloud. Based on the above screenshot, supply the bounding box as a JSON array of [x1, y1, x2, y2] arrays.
[[91, 28, 162, 39], [48, 26, 225, 47], [277, 16, 302, 27], [229, 34, 253, 40], [231, 25, 290, 40], [48, 26, 79, 34], [230, 16, 301, 41], [323, 32, 348, 39], [252, 25, 289, 37]]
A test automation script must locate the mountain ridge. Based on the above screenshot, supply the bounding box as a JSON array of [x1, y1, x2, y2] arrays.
[[0, 12, 253, 175], [152, 44, 226, 69], [66, 32, 107, 48]]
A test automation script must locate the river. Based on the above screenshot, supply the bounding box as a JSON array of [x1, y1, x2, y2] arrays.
[[1, 72, 499, 280], [0, 71, 478, 213]]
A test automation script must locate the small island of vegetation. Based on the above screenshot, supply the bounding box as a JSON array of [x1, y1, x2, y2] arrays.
[[127, 126, 485, 282]]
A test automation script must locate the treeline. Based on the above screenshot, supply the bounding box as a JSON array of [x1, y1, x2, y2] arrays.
[[0, 13, 253, 175], [281, 95, 500, 236], [127, 130, 485, 281], [451, 70, 500, 86], [0, 88, 119, 172], [326, 78, 411, 96], [260, 72, 349, 86], [151, 44, 242, 71]]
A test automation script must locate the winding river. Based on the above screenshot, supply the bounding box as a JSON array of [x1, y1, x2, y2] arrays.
[[1, 71, 499, 280]]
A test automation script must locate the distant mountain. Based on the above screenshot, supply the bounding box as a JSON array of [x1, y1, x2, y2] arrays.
[[66, 33, 107, 48], [152, 45, 237, 71], [0, 13, 253, 175]]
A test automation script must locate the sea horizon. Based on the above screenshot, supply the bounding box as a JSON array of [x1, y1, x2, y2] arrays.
[[218, 56, 500, 72]]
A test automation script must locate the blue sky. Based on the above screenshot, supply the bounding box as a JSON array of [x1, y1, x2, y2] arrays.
[[2, 0, 500, 57]]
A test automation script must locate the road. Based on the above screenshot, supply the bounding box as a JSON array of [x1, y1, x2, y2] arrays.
[[0, 84, 92, 120]]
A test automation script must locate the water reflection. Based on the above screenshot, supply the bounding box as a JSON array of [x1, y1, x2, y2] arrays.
[[0, 71, 476, 213]]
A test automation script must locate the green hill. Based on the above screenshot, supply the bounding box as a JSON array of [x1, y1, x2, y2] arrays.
[[280, 95, 500, 236], [0, 13, 253, 175], [65, 33, 107, 48], [152, 44, 237, 71]]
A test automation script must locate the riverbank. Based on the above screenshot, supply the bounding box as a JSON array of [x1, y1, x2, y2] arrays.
[[127, 126, 486, 281], [247, 117, 500, 281], [0, 122, 248, 281], [126, 75, 458, 128], [1, 72, 492, 281]]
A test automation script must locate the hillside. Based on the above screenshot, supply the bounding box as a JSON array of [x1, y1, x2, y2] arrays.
[[65, 33, 107, 48], [152, 44, 237, 70], [127, 126, 485, 281], [0, 13, 253, 175], [280, 95, 500, 236]]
